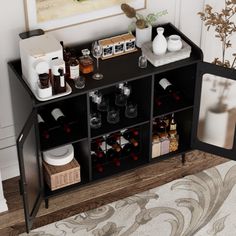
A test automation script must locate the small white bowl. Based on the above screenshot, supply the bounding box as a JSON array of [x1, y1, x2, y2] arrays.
[[167, 35, 183, 52]]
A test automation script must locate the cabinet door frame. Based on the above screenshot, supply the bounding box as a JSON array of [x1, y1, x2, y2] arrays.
[[17, 109, 43, 232], [191, 61, 236, 160]]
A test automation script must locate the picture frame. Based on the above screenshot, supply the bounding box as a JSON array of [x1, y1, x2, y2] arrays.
[[23, 0, 146, 31]]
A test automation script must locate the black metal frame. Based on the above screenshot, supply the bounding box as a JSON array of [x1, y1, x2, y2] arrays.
[[16, 109, 43, 231]]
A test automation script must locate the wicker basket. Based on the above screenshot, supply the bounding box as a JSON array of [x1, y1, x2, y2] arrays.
[[43, 158, 81, 191]]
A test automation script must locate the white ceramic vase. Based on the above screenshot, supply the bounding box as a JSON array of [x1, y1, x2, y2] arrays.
[[167, 35, 183, 52], [152, 27, 167, 55], [135, 25, 152, 48], [202, 109, 229, 148]]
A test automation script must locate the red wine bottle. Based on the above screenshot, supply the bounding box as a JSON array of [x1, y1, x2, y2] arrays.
[[51, 108, 71, 133], [91, 142, 105, 158], [94, 136, 106, 148], [106, 148, 121, 167], [122, 143, 139, 161], [159, 78, 182, 102], [91, 152, 104, 173], [37, 114, 50, 140], [106, 133, 121, 152], [122, 129, 139, 147]]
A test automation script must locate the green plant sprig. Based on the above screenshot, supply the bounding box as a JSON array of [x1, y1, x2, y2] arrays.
[[121, 3, 168, 30]]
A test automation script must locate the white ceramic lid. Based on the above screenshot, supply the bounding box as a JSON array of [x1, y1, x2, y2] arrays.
[[43, 144, 74, 166]]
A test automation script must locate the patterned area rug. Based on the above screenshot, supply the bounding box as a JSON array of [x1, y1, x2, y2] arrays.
[[21, 160, 236, 236]]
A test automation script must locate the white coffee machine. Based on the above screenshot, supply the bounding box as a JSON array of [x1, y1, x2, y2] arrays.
[[20, 34, 63, 92]]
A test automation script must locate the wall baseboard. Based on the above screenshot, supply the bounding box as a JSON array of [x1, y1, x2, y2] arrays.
[[0, 145, 19, 180], [0, 198, 8, 213], [1, 164, 19, 181]]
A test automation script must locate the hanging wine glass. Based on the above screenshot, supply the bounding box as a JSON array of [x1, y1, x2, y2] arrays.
[[91, 41, 103, 80]]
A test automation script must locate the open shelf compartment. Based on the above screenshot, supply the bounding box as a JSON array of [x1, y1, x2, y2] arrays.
[[90, 76, 152, 138], [153, 64, 197, 117], [38, 94, 88, 151]]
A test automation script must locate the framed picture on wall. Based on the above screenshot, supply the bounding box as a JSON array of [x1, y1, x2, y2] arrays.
[[23, 0, 146, 31]]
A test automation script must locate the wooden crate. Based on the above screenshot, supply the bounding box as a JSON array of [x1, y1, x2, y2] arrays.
[[43, 158, 81, 191]]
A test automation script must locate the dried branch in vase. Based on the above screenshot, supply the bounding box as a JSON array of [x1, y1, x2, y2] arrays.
[[198, 1, 236, 69], [199, 1, 236, 112]]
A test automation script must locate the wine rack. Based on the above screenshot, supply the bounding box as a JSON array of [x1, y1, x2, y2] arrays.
[[11, 23, 236, 232]]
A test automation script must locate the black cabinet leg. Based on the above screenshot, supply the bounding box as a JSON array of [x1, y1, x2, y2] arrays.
[[45, 199, 49, 209], [181, 154, 186, 165]]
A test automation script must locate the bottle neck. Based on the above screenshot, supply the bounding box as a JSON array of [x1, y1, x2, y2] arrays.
[[51, 108, 64, 121]]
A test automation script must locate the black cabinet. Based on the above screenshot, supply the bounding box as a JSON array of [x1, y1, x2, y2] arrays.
[[8, 23, 236, 232]]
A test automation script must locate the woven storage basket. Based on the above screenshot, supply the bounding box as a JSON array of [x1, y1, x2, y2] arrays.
[[43, 158, 81, 191]]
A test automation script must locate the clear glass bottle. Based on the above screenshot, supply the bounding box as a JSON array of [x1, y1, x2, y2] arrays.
[[79, 49, 94, 74], [169, 113, 177, 132]]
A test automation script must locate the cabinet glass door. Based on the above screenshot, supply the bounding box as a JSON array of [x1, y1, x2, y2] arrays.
[[192, 62, 236, 160], [17, 109, 43, 232]]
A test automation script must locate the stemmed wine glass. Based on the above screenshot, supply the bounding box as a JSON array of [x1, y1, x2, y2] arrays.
[[91, 41, 103, 80]]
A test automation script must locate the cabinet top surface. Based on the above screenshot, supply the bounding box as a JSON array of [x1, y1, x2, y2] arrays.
[[9, 23, 203, 107]]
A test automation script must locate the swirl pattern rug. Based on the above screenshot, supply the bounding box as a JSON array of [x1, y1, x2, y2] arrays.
[[21, 160, 236, 236]]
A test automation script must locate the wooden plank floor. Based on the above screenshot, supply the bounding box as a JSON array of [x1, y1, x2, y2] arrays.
[[0, 150, 228, 236]]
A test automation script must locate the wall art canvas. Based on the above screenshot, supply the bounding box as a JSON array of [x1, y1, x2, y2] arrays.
[[24, 0, 146, 31]]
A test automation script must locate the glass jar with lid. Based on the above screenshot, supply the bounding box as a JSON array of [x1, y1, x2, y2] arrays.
[[169, 130, 179, 152], [79, 49, 94, 74], [152, 135, 161, 158]]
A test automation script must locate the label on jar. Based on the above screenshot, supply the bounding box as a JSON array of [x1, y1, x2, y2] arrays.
[[60, 75, 65, 87], [170, 123, 177, 131], [70, 65, 80, 79], [159, 78, 172, 90], [51, 108, 64, 121], [152, 142, 161, 158]]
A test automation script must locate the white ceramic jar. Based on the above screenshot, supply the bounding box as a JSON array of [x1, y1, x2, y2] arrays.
[[167, 35, 183, 52], [135, 25, 152, 48], [152, 27, 167, 55]]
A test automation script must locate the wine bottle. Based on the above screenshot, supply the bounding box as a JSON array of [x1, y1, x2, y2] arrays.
[[60, 41, 71, 79], [54, 68, 66, 94], [93, 136, 106, 149], [169, 113, 177, 132], [91, 152, 104, 173], [122, 143, 139, 161], [122, 129, 139, 147], [159, 78, 182, 102], [91, 141, 105, 158], [51, 108, 71, 133], [155, 97, 163, 108], [106, 148, 121, 167], [106, 133, 121, 152], [37, 114, 50, 140], [156, 117, 167, 135]]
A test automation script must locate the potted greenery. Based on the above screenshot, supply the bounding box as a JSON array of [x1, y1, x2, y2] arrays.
[[121, 3, 167, 47]]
